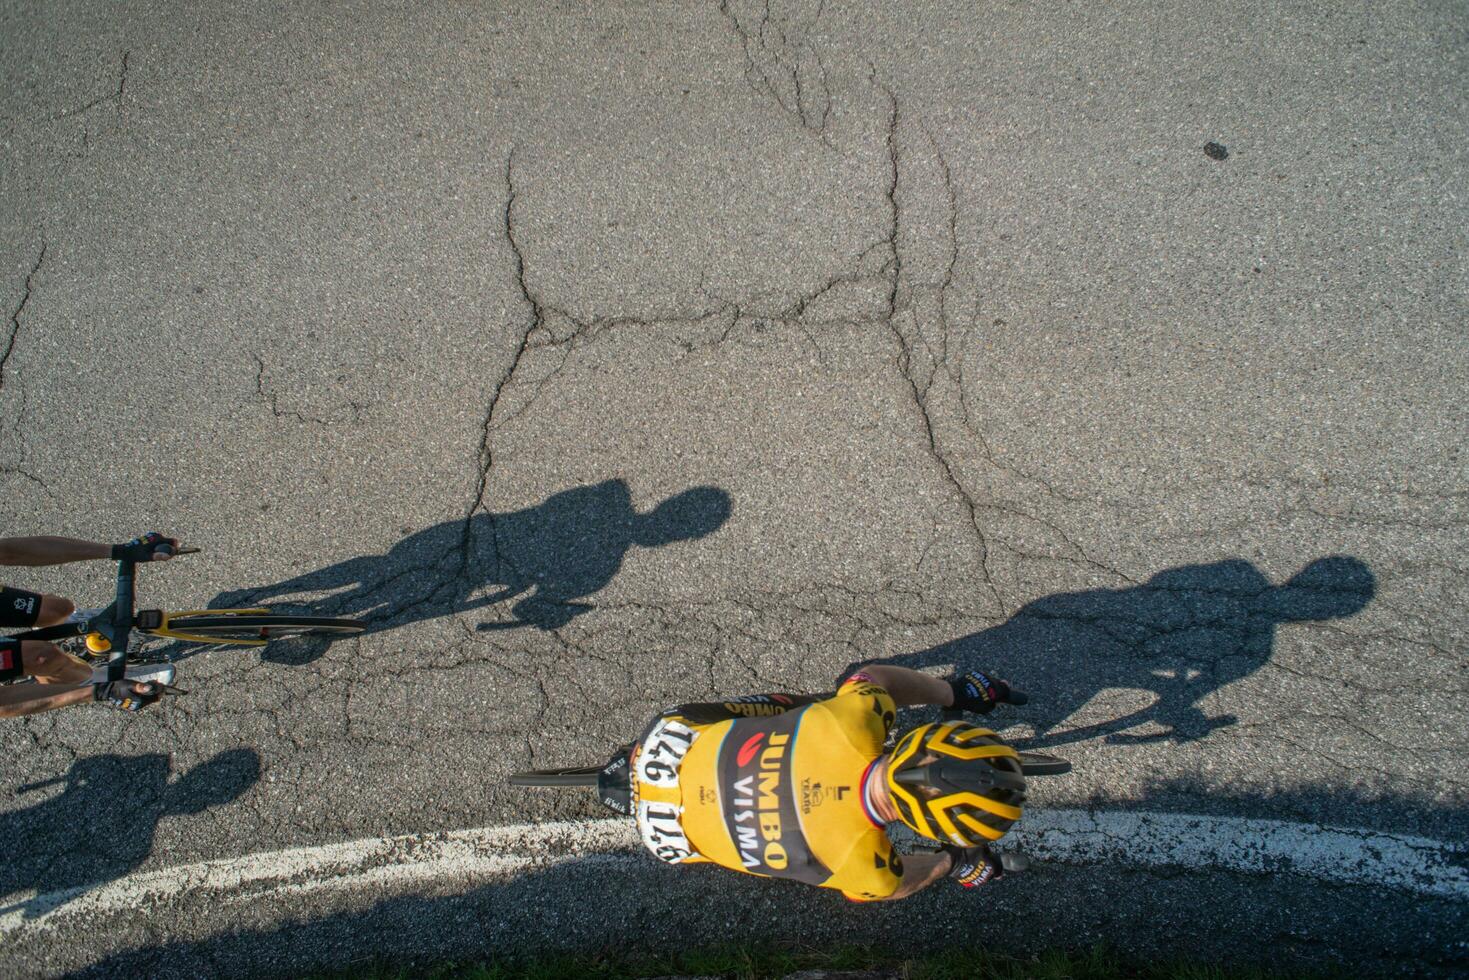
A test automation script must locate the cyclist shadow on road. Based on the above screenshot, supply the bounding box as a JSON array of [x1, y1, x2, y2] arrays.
[[0, 748, 260, 919], [859, 556, 1375, 746], [195, 479, 733, 665]]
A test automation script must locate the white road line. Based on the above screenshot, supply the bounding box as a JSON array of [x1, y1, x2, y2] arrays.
[[2, 810, 1464, 937], [1013, 811, 1468, 898]]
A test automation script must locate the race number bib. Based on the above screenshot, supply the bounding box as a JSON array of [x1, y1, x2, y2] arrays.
[[633, 717, 699, 864], [635, 717, 696, 788], [637, 800, 695, 863]]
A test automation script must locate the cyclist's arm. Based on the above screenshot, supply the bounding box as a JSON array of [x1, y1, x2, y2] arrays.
[[847, 665, 952, 708], [0, 537, 111, 567], [0, 682, 92, 718], [875, 851, 952, 901]]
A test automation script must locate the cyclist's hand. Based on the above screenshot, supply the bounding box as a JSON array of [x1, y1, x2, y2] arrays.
[[948, 670, 1027, 715], [93, 680, 163, 712], [945, 844, 1018, 889], [110, 532, 179, 562]]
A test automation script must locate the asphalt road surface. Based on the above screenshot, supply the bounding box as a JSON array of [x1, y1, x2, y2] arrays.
[[2, 1, 1466, 976]]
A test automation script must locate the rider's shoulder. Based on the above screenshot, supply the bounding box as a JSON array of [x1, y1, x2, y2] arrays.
[[815, 675, 896, 744]]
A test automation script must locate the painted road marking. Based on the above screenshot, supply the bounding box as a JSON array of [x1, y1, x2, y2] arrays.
[[2, 810, 1464, 936]]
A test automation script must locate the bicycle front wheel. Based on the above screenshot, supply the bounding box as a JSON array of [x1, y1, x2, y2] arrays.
[[508, 766, 601, 787], [164, 614, 365, 642]]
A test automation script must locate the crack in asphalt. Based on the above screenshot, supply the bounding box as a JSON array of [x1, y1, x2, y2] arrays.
[[249, 352, 370, 426], [421, 64, 1294, 684], [454, 75, 1141, 635], [0, 464, 49, 491], [718, 0, 834, 144], [44, 51, 130, 122], [0, 243, 52, 493], [912, 121, 1085, 507], [459, 149, 544, 597], [866, 75, 1007, 613], [1, 242, 46, 395], [118, 50, 130, 112]]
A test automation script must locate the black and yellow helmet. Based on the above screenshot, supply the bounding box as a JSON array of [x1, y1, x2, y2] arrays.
[[884, 722, 1026, 846]]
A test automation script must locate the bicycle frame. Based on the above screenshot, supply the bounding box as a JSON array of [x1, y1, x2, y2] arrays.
[[146, 608, 273, 647]]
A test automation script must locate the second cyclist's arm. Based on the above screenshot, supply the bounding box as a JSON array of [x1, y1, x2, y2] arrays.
[[847, 665, 953, 708], [874, 851, 953, 901], [0, 537, 111, 567]]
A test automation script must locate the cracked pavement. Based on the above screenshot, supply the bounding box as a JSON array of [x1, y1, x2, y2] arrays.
[[1, 0, 1466, 976]]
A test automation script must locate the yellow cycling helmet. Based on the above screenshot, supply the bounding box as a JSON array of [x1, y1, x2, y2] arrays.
[[884, 722, 1026, 846]]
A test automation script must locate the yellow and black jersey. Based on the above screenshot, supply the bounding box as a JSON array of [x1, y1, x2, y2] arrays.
[[631, 674, 904, 901]]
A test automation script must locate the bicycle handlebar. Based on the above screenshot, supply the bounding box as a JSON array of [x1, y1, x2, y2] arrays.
[[10, 546, 199, 649], [97, 546, 197, 678]]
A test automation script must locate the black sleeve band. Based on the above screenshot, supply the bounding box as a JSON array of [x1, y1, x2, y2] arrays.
[[0, 587, 42, 628]]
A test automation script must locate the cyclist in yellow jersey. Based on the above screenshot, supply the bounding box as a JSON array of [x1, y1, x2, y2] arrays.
[[607, 663, 1028, 901]]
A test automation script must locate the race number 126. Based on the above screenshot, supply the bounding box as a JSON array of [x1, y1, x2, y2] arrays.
[[635, 718, 696, 788], [637, 801, 694, 863]]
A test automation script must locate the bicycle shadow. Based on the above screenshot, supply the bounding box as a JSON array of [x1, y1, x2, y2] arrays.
[[177, 479, 732, 665], [0, 749, 260, 920], [857, 556, 1375, 746]]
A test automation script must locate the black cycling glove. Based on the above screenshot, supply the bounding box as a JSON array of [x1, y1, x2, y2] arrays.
[[111, 532, 177, 562], [948, 670, 1025, 714], [946, 844, 1003, 888], [946, 844, 1030, 889], [93, 680, 162, 712]]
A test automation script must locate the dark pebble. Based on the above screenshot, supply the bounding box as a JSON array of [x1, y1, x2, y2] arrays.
[[1204, 141, 1229, 160]]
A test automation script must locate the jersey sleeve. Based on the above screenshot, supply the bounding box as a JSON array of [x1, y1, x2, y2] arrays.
[[827, 826, 905, 901], [826, 672, 897, 753]]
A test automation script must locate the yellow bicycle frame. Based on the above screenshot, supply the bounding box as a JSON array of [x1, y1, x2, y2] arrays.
[[145, 609, 274, 647]]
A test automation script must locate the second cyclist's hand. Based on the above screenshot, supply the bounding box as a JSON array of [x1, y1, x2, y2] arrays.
[[110, 532, 179, 562]]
